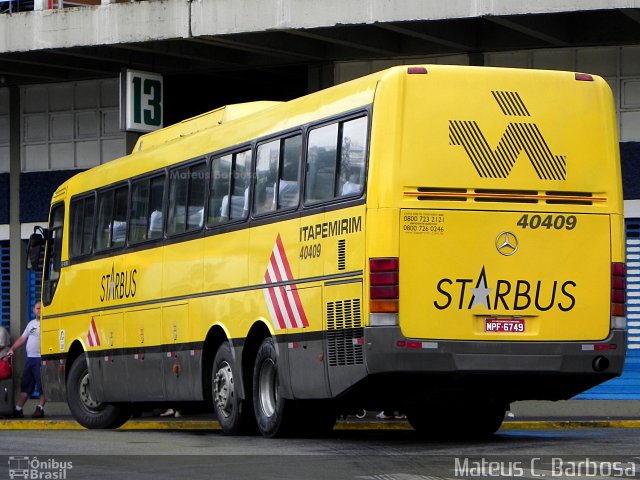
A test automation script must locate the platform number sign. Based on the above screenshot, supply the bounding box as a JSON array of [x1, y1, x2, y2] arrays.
[[121, 69, 163, 133]]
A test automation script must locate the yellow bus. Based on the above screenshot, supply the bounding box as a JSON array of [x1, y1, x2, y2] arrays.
[[31, 65, 627, 437]]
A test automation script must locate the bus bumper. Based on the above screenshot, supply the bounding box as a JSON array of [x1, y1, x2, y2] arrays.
[[362, 326, 627, 400]]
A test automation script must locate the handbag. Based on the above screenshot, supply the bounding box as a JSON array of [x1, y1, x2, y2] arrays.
[[0, 355, 11, 380]]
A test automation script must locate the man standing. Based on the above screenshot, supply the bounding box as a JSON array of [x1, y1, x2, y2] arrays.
[[7, 302, 45, 418]]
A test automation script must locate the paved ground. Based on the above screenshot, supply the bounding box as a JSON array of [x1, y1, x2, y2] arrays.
[[1, 399, 639, 430]]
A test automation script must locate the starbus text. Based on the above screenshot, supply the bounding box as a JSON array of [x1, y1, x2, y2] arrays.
[[434, 267, 576, 312], [100, 267, 137, 302]]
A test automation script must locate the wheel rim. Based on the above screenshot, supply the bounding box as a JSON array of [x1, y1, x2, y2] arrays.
[[258, 358, 278, 417], [79, 371, 100, 410], [213, 361, 235, 418]]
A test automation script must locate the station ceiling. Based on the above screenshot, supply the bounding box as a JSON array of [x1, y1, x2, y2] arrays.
[[2, 7, 640, 88]]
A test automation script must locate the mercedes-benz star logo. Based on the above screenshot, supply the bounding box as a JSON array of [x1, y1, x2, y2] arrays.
[[496, 231, 518, 256]]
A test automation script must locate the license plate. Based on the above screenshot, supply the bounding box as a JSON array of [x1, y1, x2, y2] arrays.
[[485, 318, 525, 333]]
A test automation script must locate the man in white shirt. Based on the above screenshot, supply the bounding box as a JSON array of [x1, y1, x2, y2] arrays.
[[7, 302, 45, 418]]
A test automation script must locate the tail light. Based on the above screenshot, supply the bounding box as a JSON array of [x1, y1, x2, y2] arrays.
[[611, 262, 626, 328], [407, 66, 428, 75], [575, 73, 594, 82], [370, 257, 399, 313]]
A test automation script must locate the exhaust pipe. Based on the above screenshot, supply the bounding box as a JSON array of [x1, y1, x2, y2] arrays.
[[592, 356, 610, 372]]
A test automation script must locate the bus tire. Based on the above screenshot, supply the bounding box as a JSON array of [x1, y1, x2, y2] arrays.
[[66, 357, 130, 429], [211, 341, 252, 435], [252, 337, 295, 438]]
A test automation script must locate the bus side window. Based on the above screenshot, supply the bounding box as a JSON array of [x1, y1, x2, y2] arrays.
[[129, 175, 165, 243], [70, 195, 95, 257], [230, 150, 251, 220], [209, 154, 232, 225], [214, 150, 250, 223], [168, 162, 205, 235], [112, 186, 128, 248], [95, 190, 115, 252], [94, 184, 127, 251], [148, 175, 165, 239], [254, 140, 279, 215], [304, 123, 338, 204], [337, 117, 367, 197], [278, 135, 301, 209], [254, 135, 300, 215], [187, 163, 206, 230], [129, 178, 150, 243], [168, 166, 188, 234], [43, 203, 64, 305], [82, 197, 96, 253]]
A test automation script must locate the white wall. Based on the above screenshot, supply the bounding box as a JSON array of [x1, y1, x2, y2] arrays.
[[21, 79, 125, 172]]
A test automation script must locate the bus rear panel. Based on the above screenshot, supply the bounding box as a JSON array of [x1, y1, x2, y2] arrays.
[[360, 66, 625, 412]]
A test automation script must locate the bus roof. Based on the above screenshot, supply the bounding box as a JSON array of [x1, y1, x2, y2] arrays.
[[51, 64, 617, 204], [53, 66, 388, 199], [133, 101, 283, 153]]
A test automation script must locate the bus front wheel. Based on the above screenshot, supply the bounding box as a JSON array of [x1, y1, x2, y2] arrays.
[[252, 337, 295, 438], [66, 358, 130, 429]]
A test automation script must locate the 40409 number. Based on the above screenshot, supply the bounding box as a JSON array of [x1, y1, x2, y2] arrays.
[[300, 243, 322, 260], [516, 214, 577, 230]]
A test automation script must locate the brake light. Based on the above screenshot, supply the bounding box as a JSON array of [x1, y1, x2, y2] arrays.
[[407, 66, 428, 75], [611, 262, 626, 320], [575, 73, 594, 81], [370, 257, 399, 313]]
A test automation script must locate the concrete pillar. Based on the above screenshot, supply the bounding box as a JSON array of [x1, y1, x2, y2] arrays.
[[8, 87, 25, 344]]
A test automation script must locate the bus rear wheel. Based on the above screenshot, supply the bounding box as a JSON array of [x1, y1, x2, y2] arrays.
[[211, 341, 254, 435], [252, 337, 295, 438], [66, 358, 130, 429]]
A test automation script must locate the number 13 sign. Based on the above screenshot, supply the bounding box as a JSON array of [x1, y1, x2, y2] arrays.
[[121, 69, 163, 133]]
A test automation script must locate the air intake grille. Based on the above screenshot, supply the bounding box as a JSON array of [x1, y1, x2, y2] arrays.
[[326, 299, 363, 366], [338, 239, 346, 270], [404, 187, 602, 205]]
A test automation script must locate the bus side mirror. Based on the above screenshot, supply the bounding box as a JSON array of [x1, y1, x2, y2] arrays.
[[26, 227, 48, 271]]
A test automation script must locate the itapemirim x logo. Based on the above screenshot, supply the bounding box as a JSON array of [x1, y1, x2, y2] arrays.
[[449, 91, 567, 180], [7, 456, 73, 479]]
